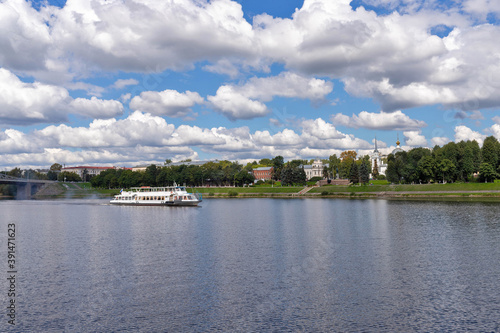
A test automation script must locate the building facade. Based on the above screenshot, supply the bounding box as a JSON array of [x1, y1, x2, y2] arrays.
[[370, 137, 387, 176], [303, 159, 326, 180], [252, 167, 273, 181], [62, 166, 116, 179]]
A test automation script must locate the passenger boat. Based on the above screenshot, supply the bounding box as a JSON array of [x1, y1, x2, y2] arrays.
[[110, 184, 202, 206]]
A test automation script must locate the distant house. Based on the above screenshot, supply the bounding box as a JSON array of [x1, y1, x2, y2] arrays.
[[61, 166, 116, 179], [253, 166, 273, 181], [131, 164, 155, 172]]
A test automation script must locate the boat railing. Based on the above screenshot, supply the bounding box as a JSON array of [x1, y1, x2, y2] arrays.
[[193, 192, 202, 201]]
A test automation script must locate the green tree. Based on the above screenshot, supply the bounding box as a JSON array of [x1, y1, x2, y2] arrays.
[[349, 162, 359, 184], [386, 153, 407, 183], [417, 156, 434, 183], [235, 170, 255, 186], [259, 158, 273, 166], [469, 140, 482, 172], [272, 156, 284, 181], [461, 145, 475, 181], [479, 162, 497, 182], [47, 170, 59, 180], [7, 168, 22, 178], [57, 171, 82, 182], [386, 160, 398, 183], [50, 163, 63, 171], [328, 154, 340, 179], [435, 158, 456, 183], [143, 164, 159, 186], [281, 163, 306, 186], [340, 151, 357, 179], [372, 159, 379, 179], [359, 160, 370, 184], [323, 166, 329, 179], [35, 172, 48, 180], [481, 136, 500, 168]]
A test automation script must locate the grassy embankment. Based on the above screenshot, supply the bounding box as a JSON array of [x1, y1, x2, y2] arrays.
[[189, 187, 304, 198], [34, 182, 115, 199], [308, 180, 500, 198], [32, 180, 500, 199], [191, 181, 500, 198]]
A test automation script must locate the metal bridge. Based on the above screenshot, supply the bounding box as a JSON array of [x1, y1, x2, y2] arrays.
[[0, 173, 56, 199]]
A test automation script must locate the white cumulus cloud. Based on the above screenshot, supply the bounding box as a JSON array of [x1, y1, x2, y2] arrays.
[[331, 110, 427, 130], [403, 130, 428, 147], [454, 125, 486, 145], [130, 89, 204, 118], [431, 136, 451, 147], [0, 68, 70, 125], [0, 68, 123, 125], [70, 96, 124, 119], [208, 85, 269, 120], [208, 72, 333, 120]]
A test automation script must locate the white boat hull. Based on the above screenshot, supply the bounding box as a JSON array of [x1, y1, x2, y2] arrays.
[[110, 200, 201, 206], [110, 185, 202, 207]]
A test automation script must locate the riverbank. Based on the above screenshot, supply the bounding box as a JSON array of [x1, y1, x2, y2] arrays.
[[17, 181, 500, 200], [32, 182, 111, 199]]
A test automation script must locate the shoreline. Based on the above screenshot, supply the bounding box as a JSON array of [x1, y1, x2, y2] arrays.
[[3, 182, 500, 201], [29, 191, 500, 200]]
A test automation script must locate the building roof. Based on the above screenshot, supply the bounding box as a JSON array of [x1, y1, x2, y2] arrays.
[[170, 160, 208, 166], [302, 163, 329, 169], [62, 166, 114, 170], [253, 166, 273, 171], [391, 134, 404, 155]]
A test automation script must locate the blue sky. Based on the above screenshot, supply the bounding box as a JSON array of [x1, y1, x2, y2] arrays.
[[1, 0, 500, 168]]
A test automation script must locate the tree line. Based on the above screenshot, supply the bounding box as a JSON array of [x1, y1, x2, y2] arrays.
[[324, 137, 500, 184], [90, 157, 312, 188], [383, 137, 500, 183], [3, 136, 500, 192], [90, 161, 256, 188]]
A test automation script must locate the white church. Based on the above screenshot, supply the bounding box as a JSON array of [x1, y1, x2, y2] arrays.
[[370, 135, 404, 177], [370, 136, 387, 176]]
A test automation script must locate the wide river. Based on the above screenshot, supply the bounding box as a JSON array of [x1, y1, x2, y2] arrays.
[[1, 198, 500, 332]]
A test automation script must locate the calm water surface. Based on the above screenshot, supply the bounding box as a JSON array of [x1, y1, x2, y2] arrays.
[[1, 198, 500, 332]]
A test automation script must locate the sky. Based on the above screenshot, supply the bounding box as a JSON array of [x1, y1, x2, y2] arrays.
[[1, 0, 500, 169]]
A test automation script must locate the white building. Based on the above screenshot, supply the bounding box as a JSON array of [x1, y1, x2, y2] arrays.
[[370, 137, 387, 176], [61, 166, 117, 179], [303, 159, 327, 180]]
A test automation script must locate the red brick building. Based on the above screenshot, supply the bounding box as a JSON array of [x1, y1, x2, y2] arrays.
[[252, 166, 274, 180]]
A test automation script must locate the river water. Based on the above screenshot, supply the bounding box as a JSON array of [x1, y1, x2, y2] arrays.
[[1, 198, 500, 332]]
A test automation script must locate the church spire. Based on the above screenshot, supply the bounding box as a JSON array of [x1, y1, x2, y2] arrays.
[[374, 135, 379, 152], [396, 133, 400, 147]]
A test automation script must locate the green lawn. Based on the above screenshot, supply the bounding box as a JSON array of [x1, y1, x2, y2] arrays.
[[41, 181, 500, 199], [188, 186, 303, 194], [55, 182, 119, 197], [309, 182, 500, 194], [66, 184, 303, 197]]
